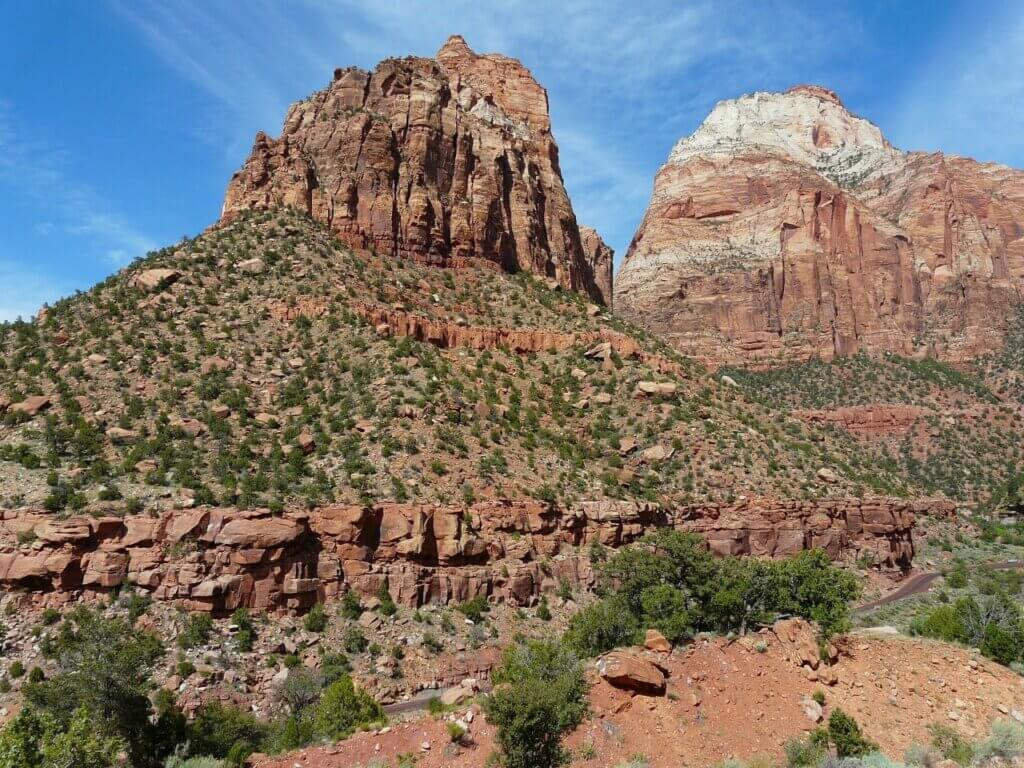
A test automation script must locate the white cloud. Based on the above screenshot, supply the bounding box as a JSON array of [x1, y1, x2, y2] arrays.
[[110, 0, 862, 261], [890, 4, 1024, 165], [0, 101, 157, 267], [0, 258, 75, 323]]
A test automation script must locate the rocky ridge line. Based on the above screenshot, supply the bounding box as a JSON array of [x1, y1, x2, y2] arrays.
[[0, 497, 953, 614]]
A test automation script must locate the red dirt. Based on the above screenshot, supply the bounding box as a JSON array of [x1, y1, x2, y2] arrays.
[[253, 630, 1024, 768]]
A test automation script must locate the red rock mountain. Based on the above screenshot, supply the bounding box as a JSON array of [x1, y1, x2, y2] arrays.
[[222, 35, 612, 304], [616, 85, 1024, 366]]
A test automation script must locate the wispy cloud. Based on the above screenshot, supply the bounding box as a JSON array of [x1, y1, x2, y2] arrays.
[[890, 3, 1024, 165], [110, 0, 862, 260], [0, 257, 76, 322], [0, 100, 156, 266]]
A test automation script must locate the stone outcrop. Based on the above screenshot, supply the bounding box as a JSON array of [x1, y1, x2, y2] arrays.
[[617, 85, 1024, 366], [794, 405, 927, 439], [221, 35, 612, 304], [0, 497, 949, 613], [352, 303, 687, 376], [579, 226, 615, 307]]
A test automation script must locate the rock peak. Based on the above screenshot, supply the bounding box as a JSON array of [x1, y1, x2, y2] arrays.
[[618, 79, 1024, 367], [667, 84, 895, 172], [787, 84, 843, 107], [221, 38, 611, 304], [437, 33, 474, 59]]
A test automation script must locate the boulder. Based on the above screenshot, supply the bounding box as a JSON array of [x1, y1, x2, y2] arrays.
[[801, 696, 824, 723], [237, 258, 266, 274], [644, 629, 672, 653], [214, 516, 305, 549], [597, 651, 667, 696], [634, 381, 677, 398], [9, 395, 52, 417], [106, 427, 139, 445], [132, 269, 180, 292]]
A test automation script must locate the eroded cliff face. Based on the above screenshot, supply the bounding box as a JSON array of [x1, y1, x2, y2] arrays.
[[579, 226, 615, 307], [0, 497, 950, 614], [221, 35, 612, 304], [616, 86, 1024, 365]]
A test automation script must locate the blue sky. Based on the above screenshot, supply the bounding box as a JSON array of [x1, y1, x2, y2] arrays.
[[2, 0, 1023, 321]]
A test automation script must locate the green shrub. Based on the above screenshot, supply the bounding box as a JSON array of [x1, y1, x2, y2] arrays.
[[303, 603, 328, 633], [784, 732, 827, 768], [230, 608, 255, 652], [20, 607, 170, 766], [377, 582, 397, 617], [536, 597, 552, 621], [563, 596, 639, 657], [320, 653, 352, 686], [928, 723, 973, 766], [339, 590, 363, 620], [827, 709, 877, 758], [446, 720, 466, 743], [639, 584, 691, 643], [188, 701, 268, 761], [0, 706, 125, 768], [456, 595, 489, 623], [981, 621, 1023, 665], [595, 531, 858, 641], [178, 613, 213, 649], [9, 661, 24, 678], [972, 719, 1024, 763], [944, 560, 968, 589], [485, 640, 587, 768], [910, 605, 965, 643], [312, 675, 384, 739], [164, 757, 223, 768], [343, 627, 368, 654]]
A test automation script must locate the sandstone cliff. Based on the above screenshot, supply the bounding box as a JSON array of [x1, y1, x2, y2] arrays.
[[221, 35, 612, 304], [0, 497, 947, 614], [616, 85, 1024, 365]]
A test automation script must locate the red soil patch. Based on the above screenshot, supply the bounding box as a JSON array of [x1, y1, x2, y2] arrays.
[[253, 630, 1024, 768]]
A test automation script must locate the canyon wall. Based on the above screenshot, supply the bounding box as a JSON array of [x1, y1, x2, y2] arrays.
[[616, 85, 1024, 366], [221, 35, 612, 304], [0, 497, 952, 614]]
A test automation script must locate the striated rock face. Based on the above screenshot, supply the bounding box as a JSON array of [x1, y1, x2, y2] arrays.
[[579, 226, 615, 306], [0, 497, 949, 613], [221, 35, 611, 304], [793, 405, 927, 439], [617, 85, 1024, 366]]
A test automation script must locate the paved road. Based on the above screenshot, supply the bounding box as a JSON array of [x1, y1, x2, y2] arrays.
[[384, 561, 1022, 715], [855, 560, 1022, 615], [383, 683, 492, 717]]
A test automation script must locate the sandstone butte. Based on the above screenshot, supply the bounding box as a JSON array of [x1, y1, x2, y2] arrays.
[[0, 497, 951, 614], [616, 84, 1024, 366], [221, 34, 613, 305]]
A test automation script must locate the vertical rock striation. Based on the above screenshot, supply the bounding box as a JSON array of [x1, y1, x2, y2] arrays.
[[221, 35, 612, 303], [616, 85, 1024, 365]]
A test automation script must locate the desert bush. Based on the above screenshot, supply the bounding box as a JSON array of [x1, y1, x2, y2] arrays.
[[971, 719, 1024, 763], [563, 596, 639, 657], [312, 675, 384, 739], [303, 602, 328, 633], [484, 639, 586, 768]]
